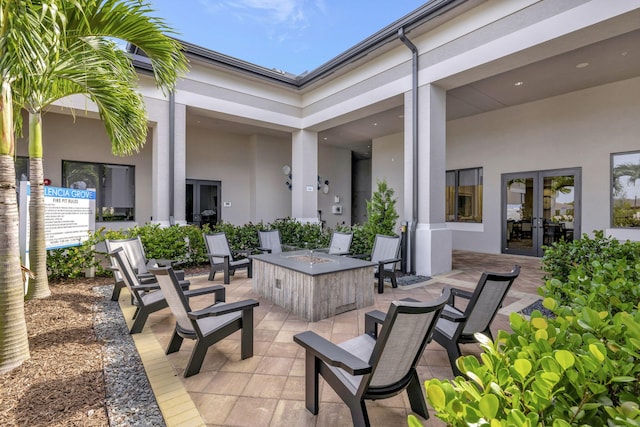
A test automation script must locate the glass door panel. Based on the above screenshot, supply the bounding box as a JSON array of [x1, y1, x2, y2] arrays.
[[503, 168, 580, 257], [186, 179, 221, 227]]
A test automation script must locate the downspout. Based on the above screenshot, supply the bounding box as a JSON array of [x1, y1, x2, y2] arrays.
[[398, 27, 418, 274], [169, 92, 175, 223]]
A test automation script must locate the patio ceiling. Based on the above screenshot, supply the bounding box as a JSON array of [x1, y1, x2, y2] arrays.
[[187, 21, 640, 160]]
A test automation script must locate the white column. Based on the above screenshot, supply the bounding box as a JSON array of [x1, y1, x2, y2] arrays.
[[291, 130, 319, 222], [415, 84, 452, 276], [172, 102, 187, 225], [146, 98, 171, 226]]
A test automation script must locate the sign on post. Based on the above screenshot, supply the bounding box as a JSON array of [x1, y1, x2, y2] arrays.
[[19, 182, 96, 277]]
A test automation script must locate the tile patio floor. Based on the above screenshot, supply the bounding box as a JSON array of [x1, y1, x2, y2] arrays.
[[119, 250, 544, 427]]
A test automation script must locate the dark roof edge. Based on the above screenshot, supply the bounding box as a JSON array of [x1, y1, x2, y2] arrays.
[[130, 0, 465, 89]]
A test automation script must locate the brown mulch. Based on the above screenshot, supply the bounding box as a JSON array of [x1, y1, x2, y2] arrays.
[[0, 277, 112, 427], [0, 266, 208, 427]]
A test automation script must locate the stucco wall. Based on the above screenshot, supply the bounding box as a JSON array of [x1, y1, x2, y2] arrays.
[[318, 144, 352, 229], [16, 111, 154, 229], [447, 75, 640, 253], [371, 132, 405, 233]]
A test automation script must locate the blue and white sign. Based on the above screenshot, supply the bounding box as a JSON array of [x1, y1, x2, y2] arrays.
[[19, 182, 97, 254]]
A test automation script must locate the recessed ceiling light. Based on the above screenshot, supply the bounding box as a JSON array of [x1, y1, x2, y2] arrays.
[[398, 114, 404, 118], [576, 62, 589, 69], [373, 122, 378, 126], [323, 137, 328, 140], [514, 81, 524, 86], [621, 51, 628, 57]]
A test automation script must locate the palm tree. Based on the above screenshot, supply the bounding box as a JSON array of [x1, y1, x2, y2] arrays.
[[1, 0, 187, 372], [14, 0, 188, 299], [0, 0, 65, 374]]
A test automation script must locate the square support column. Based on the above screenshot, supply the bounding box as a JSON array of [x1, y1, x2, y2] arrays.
[[415, 84, 451, 276], [291, 130, 318, 222], [146, 97, 171, 226], [172, 102, 187, 225]]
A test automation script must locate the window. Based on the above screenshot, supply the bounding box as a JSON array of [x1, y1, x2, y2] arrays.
[[612, 151, 640, 228], [446, 167, 483, 223], [62, 160, 135, 221]]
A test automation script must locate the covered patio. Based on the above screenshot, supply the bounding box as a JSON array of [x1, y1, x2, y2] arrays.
[[119, 251, 544, 426]]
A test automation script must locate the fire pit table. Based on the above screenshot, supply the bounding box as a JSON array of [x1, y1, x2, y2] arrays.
[[251, 250, 375, 321]]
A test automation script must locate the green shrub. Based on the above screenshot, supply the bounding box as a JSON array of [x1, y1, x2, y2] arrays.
[[420, 304, 640, 426], [363, 179, 399, 246], [541, 230, 640, 283], [417, 233, 640, 426], [47, 230, 106, 280]]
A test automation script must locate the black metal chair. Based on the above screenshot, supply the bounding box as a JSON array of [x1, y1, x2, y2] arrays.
[[109, 247, 222, 334], [203, 232, 252, 284], [432, 265, 521, 376], [352, 234, 401, 293], [293, 291, 450, 427], [326, 231, 353, 255], [149, 266, 259, 377], [105, 236, 185, 301]]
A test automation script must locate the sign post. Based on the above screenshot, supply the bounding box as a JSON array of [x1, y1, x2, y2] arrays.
[[19, 182, 96, 289]]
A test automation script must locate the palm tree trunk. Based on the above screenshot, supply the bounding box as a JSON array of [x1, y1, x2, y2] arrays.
[[0, 81, 30, 373], [26, 112, 50, 299]]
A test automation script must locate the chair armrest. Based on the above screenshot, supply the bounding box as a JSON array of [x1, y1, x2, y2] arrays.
[[378, 257, 402, 269], [189, 299, 259, 319], [256, 247, 272, 253], [233, 249, 253, 258], [207, 253, 230, 262], [184, 285, 225, 303], [293, 331, 372, 376], [442, 286, 473, 306], [130, 283, 160, 291], [440, 305, 467, 322], [349, 253, 369, 259], [364, 310, 386, 338]]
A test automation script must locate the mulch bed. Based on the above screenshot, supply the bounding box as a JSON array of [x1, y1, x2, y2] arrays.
[[0, 276, 112, 426]]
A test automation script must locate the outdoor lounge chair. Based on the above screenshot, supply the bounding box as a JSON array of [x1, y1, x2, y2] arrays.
[[325, 231, 353, 255], [203, 232, 252, 284], [432, 265, 521, 376], [293, 291, 450, 427], [257, 229, 296, 254], [109, 247, 222, 334], [352, 234, 401, 293], [149, 266, 259, 377], [105, 236, 185, 301]]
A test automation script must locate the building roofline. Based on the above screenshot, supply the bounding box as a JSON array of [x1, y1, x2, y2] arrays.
[[130, 0, 465, 89]]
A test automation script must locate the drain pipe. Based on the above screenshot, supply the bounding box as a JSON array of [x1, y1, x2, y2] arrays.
[[398, 27, 418, 274], [169, 91, 175, 223]]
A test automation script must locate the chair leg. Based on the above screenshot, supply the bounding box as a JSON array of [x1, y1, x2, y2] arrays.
[[240, 308, 254, 360], [406, 370, 429, 419], [166, 328, 184, 354], [445, 341, 463, 377], [129, 308, 149, 334], [184, 341, 208, 377], [347, 400, 370, 427], [247, 260, 253, 278], [208, 269, 216, 281], [110, 281, 123, 301], [304, 354, 320, 415], [223, 261, 230, 284], [390, 272, 398, 288], [377, 273, 384, 294]]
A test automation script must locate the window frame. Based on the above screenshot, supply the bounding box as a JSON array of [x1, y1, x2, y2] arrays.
[[446, 166, 483, 223], [611, 150, 640, 228], [62, 159, 136, 222]]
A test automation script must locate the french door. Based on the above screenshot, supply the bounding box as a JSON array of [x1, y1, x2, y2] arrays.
[[502, 168, 581, 257], [186, 179, 221, 227]]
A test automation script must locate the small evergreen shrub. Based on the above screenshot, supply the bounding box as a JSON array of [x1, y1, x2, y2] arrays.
[[363, 179, 399, 246]]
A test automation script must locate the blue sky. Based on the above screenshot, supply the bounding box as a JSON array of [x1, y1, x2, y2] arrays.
[[147, 0, 428, 75]]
